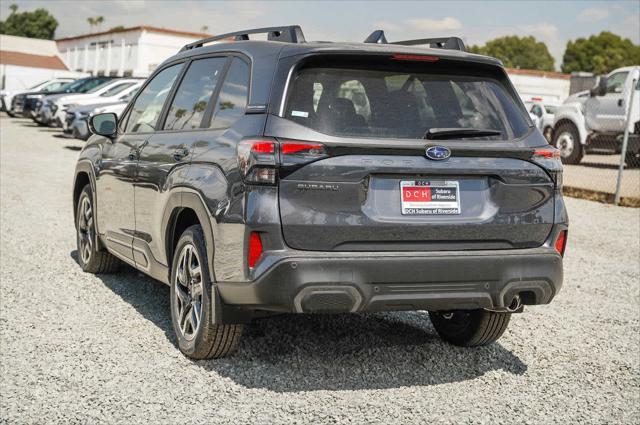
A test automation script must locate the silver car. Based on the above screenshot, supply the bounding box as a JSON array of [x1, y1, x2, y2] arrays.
[[64, 92, 135, 140]]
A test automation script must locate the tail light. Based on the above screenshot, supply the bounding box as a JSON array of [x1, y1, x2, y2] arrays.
[[247, 232, 263, 269], [280, 141, 327, 166], [531, 147, 563, 189], [554, 230, 567, 256], [237, 139, 327, 184], [237, 140, 277, 184], [532, 148, 560, 160]]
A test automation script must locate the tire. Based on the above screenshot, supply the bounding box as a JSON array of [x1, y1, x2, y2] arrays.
[[429, 309, 511, 347], [76, 184, 121, 273], [170, 225, 243, 359], [553, 123, 584, 164], [625, 151, 640, 168], [6, 111, 15, 118]]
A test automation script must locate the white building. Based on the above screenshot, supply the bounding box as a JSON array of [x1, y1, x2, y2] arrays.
[[0, 34, 85, 91], [56, 26, 211, 78], [506, 68, 571, 104]]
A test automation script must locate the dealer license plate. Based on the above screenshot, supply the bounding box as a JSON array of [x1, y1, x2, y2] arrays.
[[400, 180, 460, 215]]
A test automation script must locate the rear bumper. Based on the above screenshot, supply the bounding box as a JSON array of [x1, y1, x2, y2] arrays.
[[217, 247, 563, 314]]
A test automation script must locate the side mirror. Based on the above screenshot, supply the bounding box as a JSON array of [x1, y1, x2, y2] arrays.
[[590, 76, 607, 97], [89, 112, 118, 138]]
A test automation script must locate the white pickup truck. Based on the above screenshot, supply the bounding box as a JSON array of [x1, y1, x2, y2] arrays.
[[552, 66, 640, 166]]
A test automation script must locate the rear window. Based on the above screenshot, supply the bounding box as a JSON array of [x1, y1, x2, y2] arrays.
[[285, 65, 529, 140]]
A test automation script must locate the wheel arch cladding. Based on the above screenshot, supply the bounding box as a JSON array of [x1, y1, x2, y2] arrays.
[[164, 191, 217, 283], [73, 172, 91, 221]]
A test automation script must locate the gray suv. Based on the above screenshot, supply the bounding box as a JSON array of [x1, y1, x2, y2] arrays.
[[73, 26, 567, 359]]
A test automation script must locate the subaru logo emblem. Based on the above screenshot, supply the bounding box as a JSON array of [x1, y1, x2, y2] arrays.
[[425, 146, 451, 160]]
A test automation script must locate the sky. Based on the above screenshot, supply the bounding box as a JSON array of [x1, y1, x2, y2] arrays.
[[1, 0, 639, 70]]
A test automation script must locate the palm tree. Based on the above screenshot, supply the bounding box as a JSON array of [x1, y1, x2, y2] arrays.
[[87, 16, 104, 33], [181, 101, 208, 129], [96, 16, 104, 31]]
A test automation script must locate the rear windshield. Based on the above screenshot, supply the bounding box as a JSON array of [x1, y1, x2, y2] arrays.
[[285, 65, 529, 140]]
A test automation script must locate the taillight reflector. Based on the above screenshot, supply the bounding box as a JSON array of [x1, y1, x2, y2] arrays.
[[554, 230, 567, 256], [248, 232, 263, 268], [391, 53, 439, 62]]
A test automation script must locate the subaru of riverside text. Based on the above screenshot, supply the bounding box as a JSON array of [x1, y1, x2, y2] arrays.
[[73, 26, 567, 359]]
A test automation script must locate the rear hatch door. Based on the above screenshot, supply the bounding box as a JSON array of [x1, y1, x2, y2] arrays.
[[268, 53, 555, 251]]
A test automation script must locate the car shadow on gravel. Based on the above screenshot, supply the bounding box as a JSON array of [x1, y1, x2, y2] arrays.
[[73, 250, 528, 392]]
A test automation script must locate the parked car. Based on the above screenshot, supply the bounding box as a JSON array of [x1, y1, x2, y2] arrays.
[[73, 26, 567, 359], [14, 76, 114, 119], [64, 90, 138, 140], [0, 78, 74, 116], [37, 78, 141, 127], [553, 66, 640, 165], [526, 100, 558, 142]]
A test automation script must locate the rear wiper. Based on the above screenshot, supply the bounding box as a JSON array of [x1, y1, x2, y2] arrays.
[[424, 127, 502, 140]]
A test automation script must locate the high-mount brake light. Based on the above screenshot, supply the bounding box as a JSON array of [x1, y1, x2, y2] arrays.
[[554, 230, 567, 256], [391, 53, 439, 62]]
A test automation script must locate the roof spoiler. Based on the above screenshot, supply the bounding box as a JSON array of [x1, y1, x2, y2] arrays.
[[180, 25, 306, 52], [364, 30, 466, 51]]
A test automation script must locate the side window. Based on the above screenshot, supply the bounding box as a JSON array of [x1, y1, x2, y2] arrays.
[[606, 72, 628, 94], [531, 105, 543, 117], [125, 63, 183, 133], [164, 57, 227, 131], [209, 58, 249, 130]]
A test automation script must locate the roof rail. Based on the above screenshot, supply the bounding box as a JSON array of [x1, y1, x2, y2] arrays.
[[180, 25, 306, 52], [363, 30, 466, 52]]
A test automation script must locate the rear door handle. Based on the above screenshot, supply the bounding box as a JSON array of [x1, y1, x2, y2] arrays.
[[618, 99, 624, 107], [173, 147, 190, 161]]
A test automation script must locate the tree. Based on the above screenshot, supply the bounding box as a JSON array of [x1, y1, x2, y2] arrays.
[[0, 4, 58, 39], [468, 36, 555, 71], [562, 31, 640, 75], [87, 17, 96, 32]]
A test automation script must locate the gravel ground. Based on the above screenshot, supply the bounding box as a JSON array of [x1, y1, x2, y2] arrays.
[[1, 114, 639, 424]]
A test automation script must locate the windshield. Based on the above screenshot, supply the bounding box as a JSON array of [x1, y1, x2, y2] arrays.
[[63, 78, 93, 92], [100, 82, 136, 97], [285, 65, 529, 140], [85, 80, 114, 94], [28, 80, 48, 90]]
